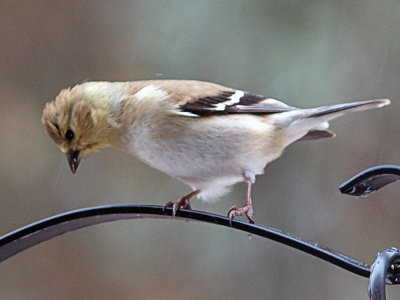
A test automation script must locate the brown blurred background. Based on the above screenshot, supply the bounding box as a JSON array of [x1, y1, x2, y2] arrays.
[[0, 1, 399, 299]]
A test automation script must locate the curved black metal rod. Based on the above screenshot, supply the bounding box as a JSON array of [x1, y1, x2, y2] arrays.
[[339, 165, 400, 197], [338, 165, 400, 299], [369, 247, 400, 300], [0, 205, 371, 277]]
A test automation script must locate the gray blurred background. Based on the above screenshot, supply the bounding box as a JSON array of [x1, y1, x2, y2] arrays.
[[0, 1, 399, 299]]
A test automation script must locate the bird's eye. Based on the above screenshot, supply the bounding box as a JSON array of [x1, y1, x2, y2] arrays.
[[65, 129, 74, 140]]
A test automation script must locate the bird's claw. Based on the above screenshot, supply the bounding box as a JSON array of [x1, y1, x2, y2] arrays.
[[163, 198, 192, 218], [228, 204, 255, 226]]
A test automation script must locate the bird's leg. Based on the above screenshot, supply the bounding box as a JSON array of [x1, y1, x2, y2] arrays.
[[164, 190, 200, 218], [228, 174, 255, 226]]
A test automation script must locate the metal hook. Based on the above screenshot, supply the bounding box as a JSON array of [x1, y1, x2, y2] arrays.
[[339, 165, 400, 198]]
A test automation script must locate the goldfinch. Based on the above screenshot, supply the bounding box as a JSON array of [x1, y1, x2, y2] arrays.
[[42, 80, 390, 223]]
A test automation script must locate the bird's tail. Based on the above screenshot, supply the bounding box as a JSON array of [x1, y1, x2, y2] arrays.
[[300, 99, 390, 119], [273, 99, 390, 143]]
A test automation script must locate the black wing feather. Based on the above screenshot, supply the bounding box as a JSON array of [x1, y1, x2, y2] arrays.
[[179, 91, 296, 116]]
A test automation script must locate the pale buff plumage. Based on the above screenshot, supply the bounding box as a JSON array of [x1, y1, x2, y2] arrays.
[[42, 80, 390, 223]]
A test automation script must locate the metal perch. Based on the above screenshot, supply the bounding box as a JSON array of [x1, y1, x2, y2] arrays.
[[0, 165, 399, 299]]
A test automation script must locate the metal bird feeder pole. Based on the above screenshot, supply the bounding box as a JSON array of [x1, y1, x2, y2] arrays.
[[0, 165, 399, 299]]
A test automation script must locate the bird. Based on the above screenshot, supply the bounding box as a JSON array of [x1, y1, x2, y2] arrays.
[[42, 80, 390, 224]]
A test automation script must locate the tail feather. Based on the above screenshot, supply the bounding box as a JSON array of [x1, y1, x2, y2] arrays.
[[306, 99, 390, 118], [297, 129, 336, 141], [274, 98, 390, 145], [276, 99, 390, 127]]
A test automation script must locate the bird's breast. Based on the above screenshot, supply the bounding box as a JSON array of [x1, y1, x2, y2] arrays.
[[121, 114, 285, 186]]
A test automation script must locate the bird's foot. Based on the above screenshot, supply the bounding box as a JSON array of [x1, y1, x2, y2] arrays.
[[164, 197, 192, 218], [164, 190, 200, 218], [228, 204, 255, 226]]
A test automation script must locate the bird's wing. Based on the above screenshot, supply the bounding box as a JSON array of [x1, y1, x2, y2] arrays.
[[142, 80, 297, 117], [178, 91, 298, 116]]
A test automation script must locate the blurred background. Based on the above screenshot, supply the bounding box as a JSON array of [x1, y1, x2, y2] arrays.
[[0, 1, 399, 299]]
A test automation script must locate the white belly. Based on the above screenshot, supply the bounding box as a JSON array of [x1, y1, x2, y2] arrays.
[[123, 114, 285, 201]]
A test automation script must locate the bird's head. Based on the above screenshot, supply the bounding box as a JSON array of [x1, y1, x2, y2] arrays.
[[42, 83, 120, 173]]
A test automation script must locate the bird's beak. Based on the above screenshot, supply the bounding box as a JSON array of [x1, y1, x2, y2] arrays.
[[66, 150, 82, 174]]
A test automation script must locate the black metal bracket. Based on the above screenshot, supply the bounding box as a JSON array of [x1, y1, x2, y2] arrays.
[[0, 165, 399, 299]]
